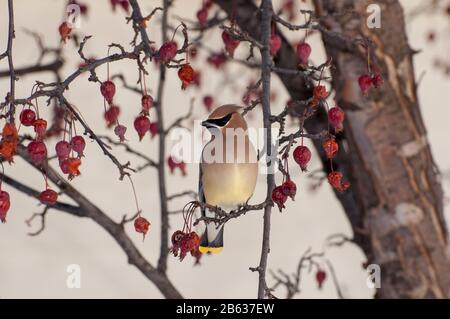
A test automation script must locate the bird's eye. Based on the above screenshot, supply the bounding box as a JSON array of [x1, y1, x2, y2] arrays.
[[206, 113, 232, 127]]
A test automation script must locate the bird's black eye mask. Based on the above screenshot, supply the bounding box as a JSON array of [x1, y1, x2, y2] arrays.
[[204, 113, 233, 127]]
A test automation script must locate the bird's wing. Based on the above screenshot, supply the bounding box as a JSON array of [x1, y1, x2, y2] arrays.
[[198, 163, 206, 217]]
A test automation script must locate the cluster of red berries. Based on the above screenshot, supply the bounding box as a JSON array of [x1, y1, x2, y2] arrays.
[[358, 72, 383, 95], [170, 202, 202, 263], [170, 230, 202, 262], [167, 156, 187, 176], [55, 133, 84, 179]]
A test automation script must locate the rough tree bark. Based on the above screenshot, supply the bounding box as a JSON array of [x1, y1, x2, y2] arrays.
[[216, 0, 450, 298], [315, 0, 450, 298]]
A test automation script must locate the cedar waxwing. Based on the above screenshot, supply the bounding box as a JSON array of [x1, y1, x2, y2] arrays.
[[199, 104, 258, 253]]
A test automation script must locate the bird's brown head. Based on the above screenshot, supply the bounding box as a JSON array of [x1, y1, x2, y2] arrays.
[[201, 104, 247, 131]]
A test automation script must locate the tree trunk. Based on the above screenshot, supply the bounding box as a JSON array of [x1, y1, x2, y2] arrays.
[[315, 0, 450, 298], [216, 0, 450, 298]]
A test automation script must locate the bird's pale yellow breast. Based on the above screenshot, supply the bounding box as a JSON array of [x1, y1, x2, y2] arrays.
[[201, 161, 258, 207]]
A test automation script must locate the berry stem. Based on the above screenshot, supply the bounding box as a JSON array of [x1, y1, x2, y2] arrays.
[[127, 175, 141, 214]]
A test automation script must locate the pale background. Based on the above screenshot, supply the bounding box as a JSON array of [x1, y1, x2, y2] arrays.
[[0, 0, 448, 299]]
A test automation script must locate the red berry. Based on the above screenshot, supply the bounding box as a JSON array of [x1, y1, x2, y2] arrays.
[[358, 74, 372, 94], [196, 7, 208, 27], [39, 189, 58, 205], [328, 106, 345, 132], [66, 157, 82, 177], [55, 140, 71, 159], [0, 190, 11, 223], [167, 156, 186, 176], [134, 115, 151, 141], [33, 119, 47, 141], [222, 30, 240, 57], [178, 64, 195, 90], [270, 33, 282, 56], [27, 140, 47, 163], [316, 269, 326, 289], [328, 171, 350, 192], [59, 22, 72, 43], [70, 135, 86, 156], [158, 41, 178, 64], [19, 109, 36, 127], [149, 122, 158, 138], [207, 52, 227, 69], [119, 0, 129, 13], [203, 95, 213, 111], [100, 80, 116, 104], [59, 158, 69, 174], [134, 216, 151, 238], [272, 185, 287, 212], [313, 85, 328, 100], [281, 179, 297, 200], [371, 73, 383, 88], [322, 137, 338, 159], [114, 124, 127, 142], [141, 94, 154, 112], [293, 145, 311, 171], [104, 105, 120, 128], [296, 42, 311, 64]]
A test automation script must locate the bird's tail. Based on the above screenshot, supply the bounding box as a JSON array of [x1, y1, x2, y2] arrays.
[[199, 223, 224, 253]]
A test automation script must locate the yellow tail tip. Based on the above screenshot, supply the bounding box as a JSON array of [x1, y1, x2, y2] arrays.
[[199, 246, 223, 254]]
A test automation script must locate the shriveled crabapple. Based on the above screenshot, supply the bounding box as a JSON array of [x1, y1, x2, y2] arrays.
[[27, 140, 47, 163], [114, 124, 127, 142], [70, 135, 86, 157], [313, 85, 328, 100], [168, 156, 186, 176], [134, 216, 151, 239], [178, 64, 195, 90], [149, 122, 158, 138], [293, 145, 311, 171], [134, 115, 151, 141], [222, 30, 240, 57], [328, 106, 345, 132], [141, 94, 154, 112], [196, 7, 208, 28], [270, 32, 282, 57], [0, 190, 11, 223], [170, 230, 185, 257], [55, 140, 71, 159], [39, 189, 58, 206], [59, 22, 72, 43], [104, 105, 120, 128], [272, 186, 288, 212], [192, 70, 201, 87], [358, 74, 372, 95], [322, 137, 339, 159], [0, 123, 18, 162], [281, 179, 297, 201], [179, 232, 200, 261], [316, 269, 327, 289], [158, 41, 178, 64], [66, 157, 82, 178], [33, 118, 47, 141], [371, 73, 383, 88], [296, 42, 311, 65], [100, 80, 116, 104], [19, 109, 36, 127], [203, 95, 213, 111], [207, 52, 227, 69], [110, 0, 129, 13], [328, 171, 350, 192]]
